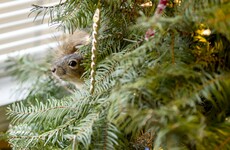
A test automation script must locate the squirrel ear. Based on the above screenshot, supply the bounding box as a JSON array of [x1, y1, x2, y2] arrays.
[[74, 44, 84, 50]]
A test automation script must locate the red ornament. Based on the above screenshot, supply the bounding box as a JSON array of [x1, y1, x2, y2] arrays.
[[155, 0, 167, 15], [145, 29, 155, 41], [145, 0, 167, 40]]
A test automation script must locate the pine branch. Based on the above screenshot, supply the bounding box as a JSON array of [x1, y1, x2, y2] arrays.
[[8, 118, 76, 149], [7, 0, 230, 149], [31, 1, 96, 32], [7, 98, 75, 124]]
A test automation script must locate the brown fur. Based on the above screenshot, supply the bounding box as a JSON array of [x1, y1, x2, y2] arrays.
[[56, 30, 90, 58], [51, 30, 90, 88]]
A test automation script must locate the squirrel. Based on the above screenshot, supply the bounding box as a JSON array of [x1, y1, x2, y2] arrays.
[[51, 30, 90, 89]]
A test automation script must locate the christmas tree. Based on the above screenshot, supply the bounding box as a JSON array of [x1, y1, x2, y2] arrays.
[[6, 0, 230, 149]]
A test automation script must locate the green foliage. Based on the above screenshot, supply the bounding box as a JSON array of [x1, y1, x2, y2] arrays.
[[6, 56, 71, 101], [7, 0, 230, 150]]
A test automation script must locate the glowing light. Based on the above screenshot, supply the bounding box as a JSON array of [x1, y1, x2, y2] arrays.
[[202, 29, 211, 36], [174, 0, 182, 6], [140, 1, 153, 7]]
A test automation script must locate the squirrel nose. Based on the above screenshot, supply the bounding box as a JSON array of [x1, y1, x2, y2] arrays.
[[51, 67, 56, 73]]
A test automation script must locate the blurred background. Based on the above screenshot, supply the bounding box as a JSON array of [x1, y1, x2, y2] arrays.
[[0, 0, 60, 149]]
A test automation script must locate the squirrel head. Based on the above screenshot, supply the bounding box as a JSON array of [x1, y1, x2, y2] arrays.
[[51, 53, 85, 85], [51, 30, 90, 88]]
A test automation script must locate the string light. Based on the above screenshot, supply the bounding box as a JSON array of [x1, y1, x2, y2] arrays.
[[201, 29, 211, 36], [174, 0, 182, 6], [140, 1, 152, 7]]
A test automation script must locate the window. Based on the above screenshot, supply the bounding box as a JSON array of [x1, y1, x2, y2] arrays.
[[0, 0, 61, 106], [0, 0, 61, 148]]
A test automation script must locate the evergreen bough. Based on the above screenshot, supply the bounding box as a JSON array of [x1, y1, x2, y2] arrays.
[[6, 0, 230, 149]]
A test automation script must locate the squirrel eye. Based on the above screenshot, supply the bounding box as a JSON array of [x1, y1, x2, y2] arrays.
[[68, 60, 77, 67]]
